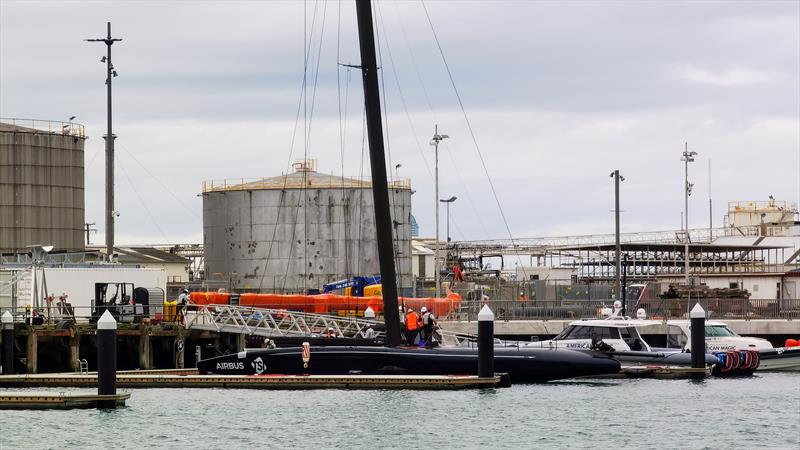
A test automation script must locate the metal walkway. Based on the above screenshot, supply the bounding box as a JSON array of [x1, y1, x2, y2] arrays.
[[184, 304, 472, 347]]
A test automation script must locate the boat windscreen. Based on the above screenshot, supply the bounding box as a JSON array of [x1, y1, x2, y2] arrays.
[[705, 325, 739, 337], [555, 326, 619, 340]]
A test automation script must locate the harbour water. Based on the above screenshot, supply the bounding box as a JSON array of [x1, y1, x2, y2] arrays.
[[1, 373, 798, 449]]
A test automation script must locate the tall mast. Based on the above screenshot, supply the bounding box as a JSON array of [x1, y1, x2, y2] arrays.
[[86, 22, 122, 261], [354, 0, 401, 346]]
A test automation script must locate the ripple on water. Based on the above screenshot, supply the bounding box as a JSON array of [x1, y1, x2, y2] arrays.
[[0, 373, 798, 449]]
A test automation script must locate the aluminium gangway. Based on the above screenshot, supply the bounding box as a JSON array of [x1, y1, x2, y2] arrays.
[[184, 304, 473, 347]]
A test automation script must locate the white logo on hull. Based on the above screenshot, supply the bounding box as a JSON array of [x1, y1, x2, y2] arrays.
[[251, 357, 266, 374]]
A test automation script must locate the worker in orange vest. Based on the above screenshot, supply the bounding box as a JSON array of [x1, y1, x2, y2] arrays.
[[405, 308, 420, 345]]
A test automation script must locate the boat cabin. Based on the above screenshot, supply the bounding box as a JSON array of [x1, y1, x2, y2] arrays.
[[662, 321, 773, 352], [537, 319, 659, 352]]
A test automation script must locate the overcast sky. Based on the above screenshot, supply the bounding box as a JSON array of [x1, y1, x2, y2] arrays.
[[1, 0, 798, 245]]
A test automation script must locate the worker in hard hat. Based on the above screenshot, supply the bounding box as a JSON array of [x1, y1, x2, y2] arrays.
[[405, 307, 419, 345], [420, 306, 437, 348]]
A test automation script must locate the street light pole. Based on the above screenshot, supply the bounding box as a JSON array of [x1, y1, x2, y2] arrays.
[[430, 125, 449, 298], [86, 22, 122, 262], [610, 170, 625, 300], [682, 143, 698, 286], [440, 196, 457, 243]]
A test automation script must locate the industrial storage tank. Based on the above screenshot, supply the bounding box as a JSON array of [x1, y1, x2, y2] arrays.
[[0, 119, 86, 253], [202, 160, 413, 293]]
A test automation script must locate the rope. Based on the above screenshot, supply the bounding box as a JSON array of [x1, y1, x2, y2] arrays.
[[117, 142, 199, 219], [258, 0, 322, 293], [420, 0, 527, 277], [116, 153, 167, 241]]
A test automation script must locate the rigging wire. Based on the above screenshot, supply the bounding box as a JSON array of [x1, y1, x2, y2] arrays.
[[258, 0, 321, 292], [376, 2, 433, 181], [394, 1, 490, 239], [115, 153, 168, 241], [116, 142, 200, 219], [420, 0, 527, 274], [373, 0, 403, 285]]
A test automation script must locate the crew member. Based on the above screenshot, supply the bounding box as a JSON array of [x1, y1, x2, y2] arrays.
[[421, 306, 437, 348], [178, 288, 190, 322], [405, 308, 419, 345], [518, 291, 528, 302], [364, 324, 377, 339]]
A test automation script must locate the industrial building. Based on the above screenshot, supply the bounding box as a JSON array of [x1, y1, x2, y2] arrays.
[[0, 119, 86, 253], [202, 160, 412, 293]]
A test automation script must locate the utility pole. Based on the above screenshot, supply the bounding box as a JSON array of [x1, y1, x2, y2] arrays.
[[610, 170, 625, 300], [430, 125, 449, 299], [84, 222, 97, 246], [86, 22, 122, 262], [682, 143, 697, 286]]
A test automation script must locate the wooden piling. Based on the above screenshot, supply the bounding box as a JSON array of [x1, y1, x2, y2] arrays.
[[174, 326, 185, 369], [25, 327, 37, 374], [68, 330, 80, 373], [139, 324, 151, 370], [236, 334, 246, 353]]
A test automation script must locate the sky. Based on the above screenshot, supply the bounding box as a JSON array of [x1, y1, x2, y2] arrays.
[[1, 0, 798, 245]]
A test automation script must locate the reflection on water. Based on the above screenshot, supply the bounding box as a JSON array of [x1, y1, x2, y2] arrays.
[[1, 373, 798, 449]]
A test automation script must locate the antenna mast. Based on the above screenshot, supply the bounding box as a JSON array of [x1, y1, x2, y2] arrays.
[[86, 22, 122, 261]]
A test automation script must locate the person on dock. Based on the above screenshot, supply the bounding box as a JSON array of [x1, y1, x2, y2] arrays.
[[405, 308, 419, 345], [326, 327, 336, 338], [420, 307, 437, 348], [178, 289, 190, 322]]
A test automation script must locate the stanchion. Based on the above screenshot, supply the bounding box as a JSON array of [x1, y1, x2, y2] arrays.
[[2, 311, 14, 375], [478, 305, 494, 379], [97, 310, 117, 401], [690, 303, 706, 379]]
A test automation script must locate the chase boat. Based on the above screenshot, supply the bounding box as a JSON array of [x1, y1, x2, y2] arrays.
[[522, 317, 718, 370]]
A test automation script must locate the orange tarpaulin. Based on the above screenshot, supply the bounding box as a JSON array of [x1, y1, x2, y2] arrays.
[[190, 291, 461, 317]]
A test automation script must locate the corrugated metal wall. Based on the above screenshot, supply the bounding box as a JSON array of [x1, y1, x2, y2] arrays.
[[0, 129, 85, 252], [203, 186, 412, 293]]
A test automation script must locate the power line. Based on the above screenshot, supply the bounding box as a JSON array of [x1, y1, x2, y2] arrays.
[[420, 0, 527, 275]]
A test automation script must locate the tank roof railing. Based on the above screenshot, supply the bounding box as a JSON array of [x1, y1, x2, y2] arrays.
[[202, 176, 412, 193], [0, 118, 86, 139], [728, 200, 798, 213]]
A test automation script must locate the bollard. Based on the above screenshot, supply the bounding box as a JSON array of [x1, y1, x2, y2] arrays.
[[2, 311, 14, 374], [97, 310, 117, 397], [478, 304, 494, 379], [690, 303, 706, 378], [195, 345, 202, 368]]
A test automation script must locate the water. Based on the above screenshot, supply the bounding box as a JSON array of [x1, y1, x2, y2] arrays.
[[1, 373, 798, 449]]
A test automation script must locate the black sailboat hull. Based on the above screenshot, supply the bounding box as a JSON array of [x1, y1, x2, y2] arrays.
[[197, 346, 620, 382]]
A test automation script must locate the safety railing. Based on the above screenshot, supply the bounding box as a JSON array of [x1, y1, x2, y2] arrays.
[[202, 176, 411, 192], [446, 298, 800, 322], [184, 303, 472, 346], [0, 117, 85, 138], [4, 298, 796, 327]]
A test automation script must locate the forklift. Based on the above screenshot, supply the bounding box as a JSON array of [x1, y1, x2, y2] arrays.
[[91, 282, 162, 323]]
